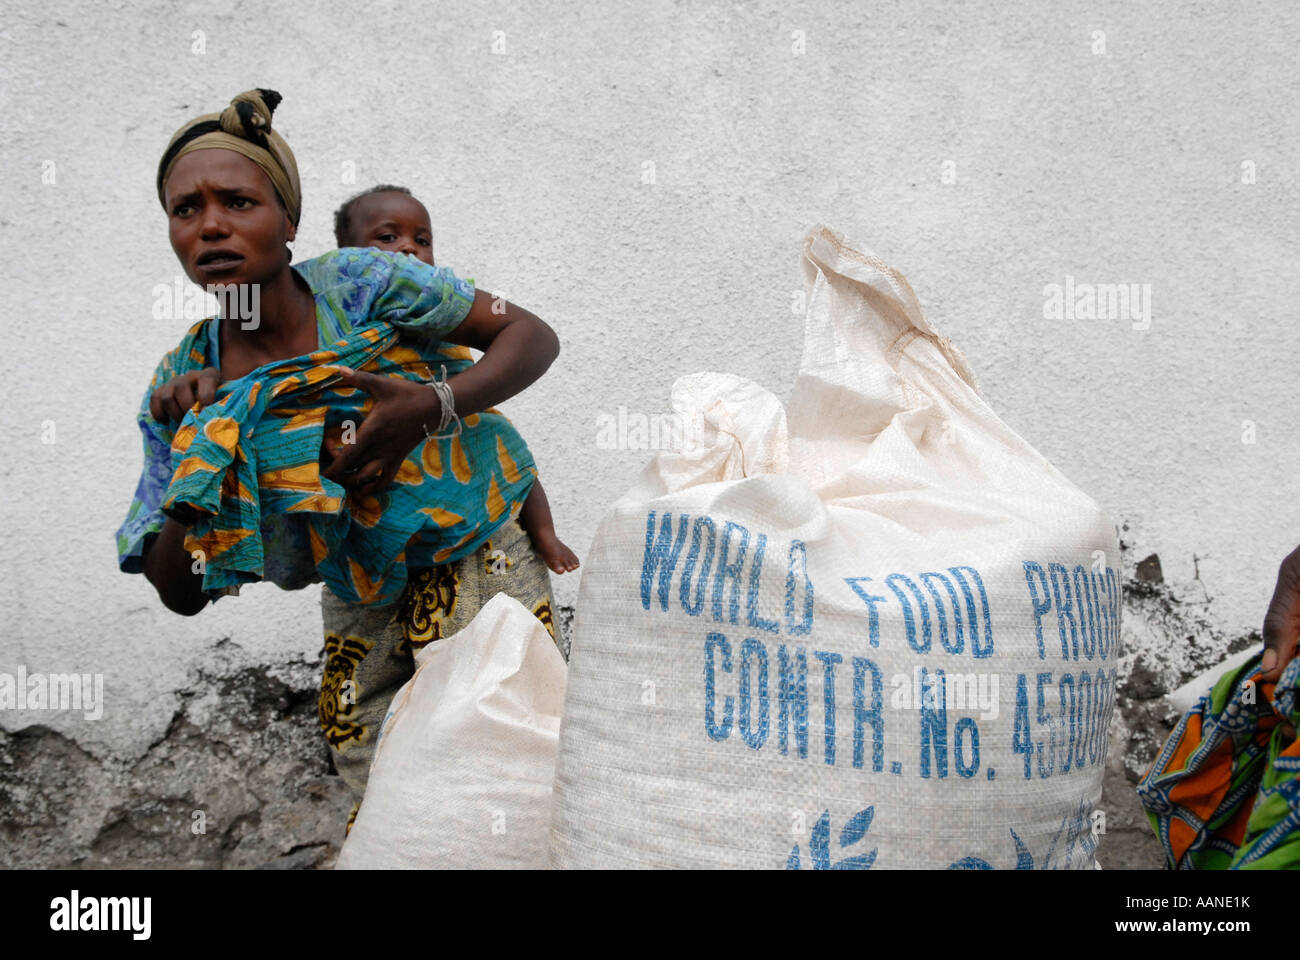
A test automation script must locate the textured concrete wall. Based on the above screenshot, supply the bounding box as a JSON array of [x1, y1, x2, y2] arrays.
[[1, 0, 1297, 867]]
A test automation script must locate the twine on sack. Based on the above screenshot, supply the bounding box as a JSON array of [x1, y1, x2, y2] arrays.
[[806, 226, 981, 395]]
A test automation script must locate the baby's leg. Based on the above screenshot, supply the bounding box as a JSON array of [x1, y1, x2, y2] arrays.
[[518, 479, 579, 574]]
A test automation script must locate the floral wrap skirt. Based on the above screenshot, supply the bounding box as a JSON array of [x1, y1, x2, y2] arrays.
[[316, 510, 559, 832]]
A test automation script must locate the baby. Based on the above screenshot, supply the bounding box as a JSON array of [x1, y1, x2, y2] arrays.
[[333, 184, 579, 575]]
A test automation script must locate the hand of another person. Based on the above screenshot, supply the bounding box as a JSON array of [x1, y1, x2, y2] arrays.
[[1262, 545, 1300, 740], [1262, 545, 1300, 682], [149, 367, 222, 425], [321, 366, 438, 500]]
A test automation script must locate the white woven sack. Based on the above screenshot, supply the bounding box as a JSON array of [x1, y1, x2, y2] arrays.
[[336, 593, 566, 869], [551, 226, 1122, 870]]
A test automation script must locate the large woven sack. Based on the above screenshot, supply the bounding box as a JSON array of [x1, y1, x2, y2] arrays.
[[551, 226, 1122, 869], [336, 593, 566, 869]]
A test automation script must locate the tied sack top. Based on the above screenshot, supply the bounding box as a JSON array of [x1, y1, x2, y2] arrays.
[[116, 247, 537, 606]]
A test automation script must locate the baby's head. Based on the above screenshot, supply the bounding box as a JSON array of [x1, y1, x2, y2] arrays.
[[333, 184, 434, 266]]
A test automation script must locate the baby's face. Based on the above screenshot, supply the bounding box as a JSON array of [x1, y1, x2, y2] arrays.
[[346, 191, 435, 266]]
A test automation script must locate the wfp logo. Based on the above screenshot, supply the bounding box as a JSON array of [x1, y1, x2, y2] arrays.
[[786, 807, 877, 870]]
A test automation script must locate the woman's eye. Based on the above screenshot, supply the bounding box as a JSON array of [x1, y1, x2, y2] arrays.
[[173, 204, 193, 217], [230, 197, 252, 208]]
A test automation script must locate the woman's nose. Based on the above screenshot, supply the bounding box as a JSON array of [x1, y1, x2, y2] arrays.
[[198, 205, 230, 238]]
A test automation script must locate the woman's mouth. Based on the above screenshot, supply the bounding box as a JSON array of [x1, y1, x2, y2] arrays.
[[197, 251, 245, 274]]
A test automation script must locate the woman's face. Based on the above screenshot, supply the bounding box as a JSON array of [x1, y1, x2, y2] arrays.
[[163, 149, 295, 289]]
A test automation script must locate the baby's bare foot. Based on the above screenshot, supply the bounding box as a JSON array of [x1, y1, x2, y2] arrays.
[[533, 531, 580, 574]]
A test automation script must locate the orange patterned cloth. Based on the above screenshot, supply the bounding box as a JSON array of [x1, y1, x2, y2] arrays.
[[1136, 655, 1300, 868]]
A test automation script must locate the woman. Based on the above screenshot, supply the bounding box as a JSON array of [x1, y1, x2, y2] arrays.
[[117, 89, 562, 829], [1136, 549, 1300, 867]]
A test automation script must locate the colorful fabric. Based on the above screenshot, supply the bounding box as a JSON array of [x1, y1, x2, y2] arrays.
[[1136, 654, 1300, 869], [157, 88, 302, 226], [117, 316, 473, 594], [318, 511, 560, 831], [116, 247, 537, 606]]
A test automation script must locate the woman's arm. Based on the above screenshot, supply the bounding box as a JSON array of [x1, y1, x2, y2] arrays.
[[322, 291, 559, 493], [141, 516, 210, 616], [436, 289, 560, 417]]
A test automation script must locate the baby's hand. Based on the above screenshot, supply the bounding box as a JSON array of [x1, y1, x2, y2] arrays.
[[150, 367, 221, 425]]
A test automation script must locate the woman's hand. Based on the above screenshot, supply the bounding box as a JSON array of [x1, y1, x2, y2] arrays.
[[142, 516, 210, 617], [1263, 545, 1300, 682], [321, 366, 439, 499], [150, 367, 222, 425], [1262, 545, 1299, 740]]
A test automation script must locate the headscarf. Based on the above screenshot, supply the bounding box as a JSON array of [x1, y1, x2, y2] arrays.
[[156, 88, 302, 226]]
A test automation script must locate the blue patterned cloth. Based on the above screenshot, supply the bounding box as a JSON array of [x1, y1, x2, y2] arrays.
[[116, 248, 532, 603]]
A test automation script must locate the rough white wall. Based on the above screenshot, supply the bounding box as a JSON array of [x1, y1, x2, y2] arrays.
[[2, 0, 1297, 768]]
